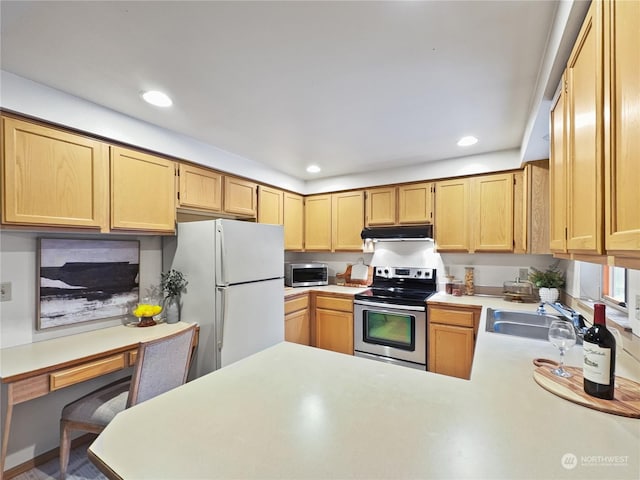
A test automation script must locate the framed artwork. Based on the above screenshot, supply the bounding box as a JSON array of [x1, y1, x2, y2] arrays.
[[37, 238, 140, 330]]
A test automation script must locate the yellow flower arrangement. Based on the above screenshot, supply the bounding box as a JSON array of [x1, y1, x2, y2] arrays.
[[133, 303, 162, 318]]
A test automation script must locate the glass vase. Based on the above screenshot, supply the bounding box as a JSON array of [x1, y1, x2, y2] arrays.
[[164, 296, 180, 324], [464, 267, 475, 295]]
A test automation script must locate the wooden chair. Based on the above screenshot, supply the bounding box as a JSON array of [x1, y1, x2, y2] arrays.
[[59, 325, 197, 479]]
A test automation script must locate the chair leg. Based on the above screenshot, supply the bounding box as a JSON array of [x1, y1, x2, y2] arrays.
[[59, 420, 71, 480]]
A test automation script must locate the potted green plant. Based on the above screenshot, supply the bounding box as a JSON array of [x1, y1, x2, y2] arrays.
[[160, 269, 188, 323], [528, 261, 565, 304]]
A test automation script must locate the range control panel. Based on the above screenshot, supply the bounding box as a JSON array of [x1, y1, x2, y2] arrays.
[[374, 266, 434, 280]]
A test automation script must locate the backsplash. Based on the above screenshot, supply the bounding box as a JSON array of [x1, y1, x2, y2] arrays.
[[287, 245, 639, 338], [285, 242, 557, 290]]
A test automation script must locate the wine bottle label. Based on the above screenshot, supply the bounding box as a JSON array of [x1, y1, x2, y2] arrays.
[[583, 341, 611, 384]]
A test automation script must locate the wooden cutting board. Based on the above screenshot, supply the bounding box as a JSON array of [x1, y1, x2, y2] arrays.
[[340, 264, 373, 287], [532, 360, 640, 418], [351, 262, 370, 281]]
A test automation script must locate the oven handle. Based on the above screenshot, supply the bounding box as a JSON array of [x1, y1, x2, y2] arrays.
[[354, 299, 425, 312]]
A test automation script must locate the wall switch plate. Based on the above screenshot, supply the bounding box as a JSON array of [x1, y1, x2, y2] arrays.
[[636, 294, 640, 321], [518, 268, 529, 280], [0, 282, 11, 302]]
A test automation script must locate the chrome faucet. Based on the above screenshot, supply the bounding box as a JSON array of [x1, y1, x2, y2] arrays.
[[537, 302, 588, 338]]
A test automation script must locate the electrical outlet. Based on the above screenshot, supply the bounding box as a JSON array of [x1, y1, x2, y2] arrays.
[[518, 268, 529, 280], [636, 294, 640, 321], [0, 282, 11, 302]]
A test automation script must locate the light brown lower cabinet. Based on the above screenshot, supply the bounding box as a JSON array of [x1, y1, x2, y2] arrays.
[[427, 304, 481, 380], [284, 293, 310, 346], [314, 294, 354, 355]]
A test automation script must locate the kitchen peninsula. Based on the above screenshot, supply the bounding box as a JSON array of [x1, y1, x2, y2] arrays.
[[88, 303, 639, 480]]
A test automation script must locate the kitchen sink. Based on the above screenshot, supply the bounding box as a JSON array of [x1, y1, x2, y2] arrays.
[[485, 308, 582, 344]]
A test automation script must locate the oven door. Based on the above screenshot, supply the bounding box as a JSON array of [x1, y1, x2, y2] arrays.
[[354, 299, 426, 367]]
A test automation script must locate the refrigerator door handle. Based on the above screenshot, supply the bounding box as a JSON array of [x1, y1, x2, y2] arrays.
[[217, 286, 227, 353], [216, 223, 227, 286]]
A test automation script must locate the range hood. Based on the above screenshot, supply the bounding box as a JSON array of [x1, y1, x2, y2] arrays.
[[360, 225, 433, 241]]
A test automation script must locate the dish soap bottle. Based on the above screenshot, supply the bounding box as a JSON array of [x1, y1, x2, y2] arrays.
[[583, 303, 616, 400]]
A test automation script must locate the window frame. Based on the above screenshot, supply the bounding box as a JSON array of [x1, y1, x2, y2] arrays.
[[601, 265, 628, 311]]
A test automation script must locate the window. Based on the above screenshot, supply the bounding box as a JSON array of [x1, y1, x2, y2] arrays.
[[602, 265, 627, 308]]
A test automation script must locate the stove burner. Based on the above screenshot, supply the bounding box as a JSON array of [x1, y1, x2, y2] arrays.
[[354, 266, 437, 307]]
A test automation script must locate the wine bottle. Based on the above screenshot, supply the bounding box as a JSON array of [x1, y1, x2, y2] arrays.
[[583, 303, 616, 399]]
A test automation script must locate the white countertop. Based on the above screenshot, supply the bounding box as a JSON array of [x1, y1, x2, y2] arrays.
[[285, 284, 370, 297], [88, 297, 640, 480], [0, 322, 195, 382]]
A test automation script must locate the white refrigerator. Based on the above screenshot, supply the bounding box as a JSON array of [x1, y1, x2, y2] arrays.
[[163, 219, 284, 377]]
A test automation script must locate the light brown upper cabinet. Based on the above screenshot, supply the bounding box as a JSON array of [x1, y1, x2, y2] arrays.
[[603, 0, 640, 258], [435, 173, 516, 253], [365, 182, 433, 226], [2, 116, 109, 230], [520, 160, 551, 255], [332, 190, 365, 250], [283, 191, 304, 250], [110, 146, 176, 233], [178, 164, 261, 220], [257, 185, 284, 225], [365, 186, 396, 226], [224, 176, 257, 217], [177, 163, 222, 212], [305, 194, 332, 250], [398, 182, 433, 224], [305, 191, 364, 251], [549, 74, 568, 254], [513, 170, 527, 254], [548, 0, 639, 263], [565, 0, 604, 255], [434, 178, 470, 251], [472, 173, 514, 252]]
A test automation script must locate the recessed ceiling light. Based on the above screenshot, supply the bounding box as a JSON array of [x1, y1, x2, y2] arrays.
[[457, 136, 478, 147], [306, 165, 321, 173], [141, 90, 173, 107]]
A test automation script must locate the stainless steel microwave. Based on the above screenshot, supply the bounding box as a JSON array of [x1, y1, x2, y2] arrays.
[[285, 263, 329, 287]]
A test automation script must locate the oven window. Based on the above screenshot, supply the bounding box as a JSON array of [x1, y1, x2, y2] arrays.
[[363, 311, 415, 351]]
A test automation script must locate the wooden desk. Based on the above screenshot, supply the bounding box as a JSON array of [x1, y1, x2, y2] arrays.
[[0, 322, 197, 477]]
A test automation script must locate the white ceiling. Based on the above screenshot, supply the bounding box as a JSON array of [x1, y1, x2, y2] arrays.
[[1, 0, 561, 180]]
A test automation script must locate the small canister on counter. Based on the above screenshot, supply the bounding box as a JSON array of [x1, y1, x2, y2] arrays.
[[445, 275, 455, 294], [464, 267, 475, 295], [452, 282, 464, 296]]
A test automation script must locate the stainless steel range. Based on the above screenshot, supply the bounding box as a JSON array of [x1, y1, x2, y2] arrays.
[[354, 266, 437, 370]]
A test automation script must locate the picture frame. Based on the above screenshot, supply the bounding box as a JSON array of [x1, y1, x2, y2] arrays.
[[37, 238, 140, 330]]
